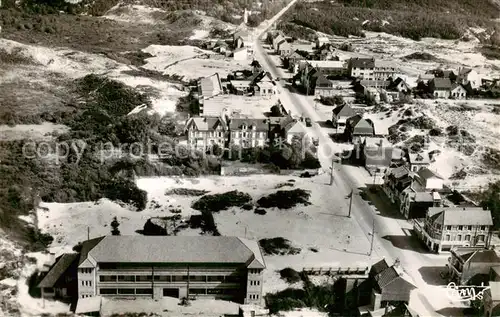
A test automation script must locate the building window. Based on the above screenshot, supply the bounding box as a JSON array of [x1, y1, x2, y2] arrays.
[[225, 275, 241, 283], [467, 226, 472, 231], [135, 288, 153, 295], [172, 276, 185, 282], [465, 235, 471, 241], [135, 275, 152, 282], [80, 268, 92, 274], [445, 235, 450, 241], [189, 275, 206, 282], [478, 235, 485, 242], [207, 288, 223, 295], [118, 288, 135, 295], [481, 226, 486, 231], [118, 275, 135, 282], [458, 226, 463, 231], [446, 226, 452, 230], [457, 235, 462, 241], [100, 288, 117, 295], [189, 288, 206, 295], [100, 275, 117, 282], [154, 275, 170, 282], [207, 275, 224, 282]]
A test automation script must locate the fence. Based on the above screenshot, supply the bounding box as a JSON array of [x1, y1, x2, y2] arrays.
[[302, 266, 369, 276]]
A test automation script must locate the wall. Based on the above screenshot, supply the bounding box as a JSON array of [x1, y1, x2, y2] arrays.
[[245, 268, 264, 305]]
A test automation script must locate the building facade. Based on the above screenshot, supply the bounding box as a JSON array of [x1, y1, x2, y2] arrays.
[[185, 116, 228, 151], [229, 118, 269, 148], [414, 207, 493, 253], [447, 247, 500, 285], [40, 236, 267, 308], [349, 58, 376, 80]]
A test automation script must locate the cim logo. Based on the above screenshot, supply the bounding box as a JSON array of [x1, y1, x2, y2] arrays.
[[446, 282, 490, 302]]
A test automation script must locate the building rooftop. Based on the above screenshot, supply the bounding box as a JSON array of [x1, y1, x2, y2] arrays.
[[308, 60, 345, 69], [428, 207, 493, 226], [199, 73, 223, 98], [37, 253, 79, 288], [431, 78, 452, 90], [185, 116, 227, 132], [229, 118, 269, 132], [350, 57, 375, 69], [417, 167, 443, 180], [386, 166, 411, 179], [202, 94, 275, 117], [332, 104, 358, 118], [409, 153, 430, 165], [359, 80, 390, 88], [80, 236, 266, 268]]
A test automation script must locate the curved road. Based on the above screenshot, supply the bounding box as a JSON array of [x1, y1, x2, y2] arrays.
[[252, 4, 452, 316]]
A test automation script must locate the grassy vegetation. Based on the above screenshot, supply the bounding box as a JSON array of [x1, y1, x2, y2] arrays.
[[165, 188, 210, 196], [281, 0, 499, 41]]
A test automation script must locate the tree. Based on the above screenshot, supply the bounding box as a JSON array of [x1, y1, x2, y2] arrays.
[[270, 104, 283, 116], [111, 216, 121, 235], [250, 60, 261, 69]]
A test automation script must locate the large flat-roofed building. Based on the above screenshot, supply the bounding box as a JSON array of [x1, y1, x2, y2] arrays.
[[39, 236, 266, 308]]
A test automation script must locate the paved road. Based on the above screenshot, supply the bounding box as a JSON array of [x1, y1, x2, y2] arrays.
[[252, 11, 453, 316]]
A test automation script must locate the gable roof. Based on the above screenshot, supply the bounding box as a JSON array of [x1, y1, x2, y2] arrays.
[[287, 121, 307, 134], [458, 67, 473, 76], [350, 57, 375, 69], [370, 258, 390, 276], [451, 83, 466, 92], [185, 117, 227, 132], [37, 253, 79, 288], [229, 118, 268, 131], [431, 78, 452, 90], [332, 104, 357, 118], [417, 167, 443, 180], [234, 47, 247, 54], [348, 115, 374, 135], [79, 237, 105, 266], [388, 77, 410, 91], [372, 264, 416, 302], [428, 207, 493, 226], [386, 166, 411, 179], [199, 73, 223, 98], [82, 236, 266, 267], [409, 153, 430, 164]]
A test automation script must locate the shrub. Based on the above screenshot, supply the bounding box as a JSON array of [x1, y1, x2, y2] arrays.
[[429, 128, 442, 136], [188, 212, 220, 236], [191, 190, 252, 212], [242, 203, 254, 210], [254, 208, 267, 215], [259, 237, 301, 255], [257, 189, 311, 209], [280, 268, 302, 283], [165, 188, 210, 196], [446, 125, 459, 136], [142, 218, 168, 236]]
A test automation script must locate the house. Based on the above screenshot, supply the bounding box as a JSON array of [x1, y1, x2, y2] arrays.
[[450, 83, 467, 99], [382, 166, 414, 208], [407, 152, 430, 172], [277, 41, 292, 56], [268, 115, 295, 144], [414, 208, 493, 253], [315, 36, 329, 48], [399, 168, 443, 219], [364, 87, 382, 104], [214, 41, 229, 54], [457, 67, 481, 90], [387, 77, 411, 93], [234, 47, 248, 61], [286, 120, 309, 143], [356, 137, 398, 175], [358, 80, 390, 89], [308, 60, 346, 76], [39, 236, 266, 308], [361, 259, 416, 316], [283, 50, 308, 73], [233, 30, 249, 49], [229, 80, 252, 95], [374, 61, 398, 81], [273, 34, 286, 52], [332, 104, 358, 131], [348, 57, 376, 80], [185, 116, 228, 150], [314, 73, 335, 97], [447, 246, 499, 285], [229, 118, 269, 148], [483, 281, 500, 317], [255, 81, 277, 96], [429, 78, 452, 98], [344, 115, 375, 142], [38, 253, 79, 300]]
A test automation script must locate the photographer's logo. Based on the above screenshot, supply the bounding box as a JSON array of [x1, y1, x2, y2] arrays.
[[446, 282, 490, 302]]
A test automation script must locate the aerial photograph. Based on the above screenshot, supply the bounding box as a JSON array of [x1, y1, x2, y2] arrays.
[[1, 0, 500, 316]]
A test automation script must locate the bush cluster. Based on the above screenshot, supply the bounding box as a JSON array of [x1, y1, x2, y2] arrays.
[[191, 190, 252, 213], [281, 0, 496, 41], [259, 237, 301, 255], [257, 189, 311, 209], [280, 267, 302, 283]]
